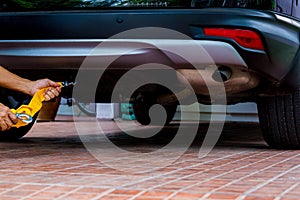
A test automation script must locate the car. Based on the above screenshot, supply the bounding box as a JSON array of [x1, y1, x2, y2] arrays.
[[0, 0, 299, 149]]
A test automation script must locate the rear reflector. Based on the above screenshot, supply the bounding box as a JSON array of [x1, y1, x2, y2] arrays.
[[204, 28, 264, 50]]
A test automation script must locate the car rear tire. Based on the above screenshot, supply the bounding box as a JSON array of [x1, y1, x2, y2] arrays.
[[0, 89, 37, 140], [257, 87, 300, 149], [132, 93, 177, 126]]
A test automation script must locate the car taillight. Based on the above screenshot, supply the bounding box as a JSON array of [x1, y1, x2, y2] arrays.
[[203, 28, 264, 51]]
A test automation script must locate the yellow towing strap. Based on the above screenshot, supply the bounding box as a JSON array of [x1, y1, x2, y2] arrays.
[[11, 82, 63, 128]]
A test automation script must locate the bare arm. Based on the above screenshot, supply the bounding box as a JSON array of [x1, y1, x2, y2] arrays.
[[0, 65, 32, 95], [0, 66, 61, 131], [0, 65, 61, 100]]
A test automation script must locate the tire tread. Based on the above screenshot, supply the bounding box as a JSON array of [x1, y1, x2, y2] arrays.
[[258, 88, 300, 149]]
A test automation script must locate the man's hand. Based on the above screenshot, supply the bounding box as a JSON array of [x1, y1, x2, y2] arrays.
[[0, 103, 18, 131], [28, 79, 61, 101]]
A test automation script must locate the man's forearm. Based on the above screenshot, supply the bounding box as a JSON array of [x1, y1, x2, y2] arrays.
[[0, 66, 32, 95]]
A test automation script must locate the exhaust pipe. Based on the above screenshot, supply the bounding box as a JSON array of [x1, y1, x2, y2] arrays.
[[212, 66, 232, 82], [157, 66, 260, 105]]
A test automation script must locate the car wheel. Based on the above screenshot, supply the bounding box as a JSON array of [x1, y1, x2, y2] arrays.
[[0, 89, 37, 140], [132, 94, 177, 126], [257, 87, 300, 149]]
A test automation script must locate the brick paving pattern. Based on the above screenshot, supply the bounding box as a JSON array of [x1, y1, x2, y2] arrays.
[[0, 116, 299, 200]]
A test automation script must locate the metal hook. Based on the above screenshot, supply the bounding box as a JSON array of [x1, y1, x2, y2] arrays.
[[61, 81, 76, 88], [15, 113, 33, 124]]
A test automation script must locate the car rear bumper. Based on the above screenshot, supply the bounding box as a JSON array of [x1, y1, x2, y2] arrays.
[[0, 39, 247, 69]]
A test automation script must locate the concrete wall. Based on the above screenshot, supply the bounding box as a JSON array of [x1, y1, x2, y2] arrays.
[[174, 103, 258, 122]]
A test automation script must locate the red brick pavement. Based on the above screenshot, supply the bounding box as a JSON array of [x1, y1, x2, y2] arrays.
[[0, 116, 299, 200]]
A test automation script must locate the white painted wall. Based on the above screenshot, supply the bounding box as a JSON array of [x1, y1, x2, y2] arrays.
[[58, 101, 258, 122], [174, 103, 258, 122]]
